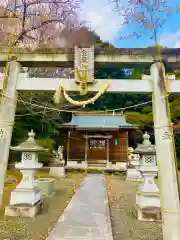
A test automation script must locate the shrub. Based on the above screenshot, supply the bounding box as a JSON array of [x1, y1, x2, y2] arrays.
[[38, 152, 53, 166], [141, 106, 152, 114], [36, 138, 55, 152], [36, 138, 55, 166], [8, 151, 21, 165], [177, 158, 180, 170]]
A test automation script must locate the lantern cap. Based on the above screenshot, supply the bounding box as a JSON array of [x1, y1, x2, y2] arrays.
[[10, 129, 46, 152], [134, 131, 156, 154]]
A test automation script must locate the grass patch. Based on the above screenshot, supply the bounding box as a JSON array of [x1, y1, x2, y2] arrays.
[[0, 169, 85, 240]]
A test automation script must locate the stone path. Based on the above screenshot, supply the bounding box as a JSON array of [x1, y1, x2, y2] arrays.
[[47, 174, 113, 240]]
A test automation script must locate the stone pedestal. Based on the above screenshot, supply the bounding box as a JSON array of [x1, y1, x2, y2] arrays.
[[126, 168, 142, 181], [10, 186, 41, 206], [5, 201, 43, 218], [49, 165, 65, 178], [133, 132, 161, 222], [5, 130, 45, 218], [5, 163, 43, 217], [135, 168, 161, 221], [135, 194, 161, 222]]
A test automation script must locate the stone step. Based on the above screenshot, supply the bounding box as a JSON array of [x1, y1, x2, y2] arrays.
[[87, 160, 106, 165], [88, 164, 106, 167]]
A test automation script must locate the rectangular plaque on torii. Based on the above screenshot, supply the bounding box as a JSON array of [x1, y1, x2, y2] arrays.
[[74, 46, 94, 83]]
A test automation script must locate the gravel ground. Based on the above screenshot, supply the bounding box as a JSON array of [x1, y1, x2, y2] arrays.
[[0, 170, 85, 240], [1, 170, 178, 240], [106, 173, 163, 240]]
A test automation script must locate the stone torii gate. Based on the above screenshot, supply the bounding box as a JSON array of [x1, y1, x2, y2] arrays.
[[0, 46, 179, 239]]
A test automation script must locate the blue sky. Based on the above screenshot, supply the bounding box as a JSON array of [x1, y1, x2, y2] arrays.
[[80, 0, 180, 48]]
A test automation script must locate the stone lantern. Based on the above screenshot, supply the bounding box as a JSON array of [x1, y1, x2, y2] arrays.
[[133, 132, 161, 221], [5, 130, 46, 218]]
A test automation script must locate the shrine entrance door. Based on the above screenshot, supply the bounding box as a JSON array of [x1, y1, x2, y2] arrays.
[[88, 138, 107, 165]]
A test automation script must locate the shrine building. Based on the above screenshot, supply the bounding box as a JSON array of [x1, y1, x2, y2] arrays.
[[60, 112, 137, 169]]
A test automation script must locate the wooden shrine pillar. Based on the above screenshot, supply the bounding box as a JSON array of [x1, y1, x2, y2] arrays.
[[125, 131, 128, 161], [106, 138, 110, 167], [67, 130, 70, 163], [84, 134, 88, 166]]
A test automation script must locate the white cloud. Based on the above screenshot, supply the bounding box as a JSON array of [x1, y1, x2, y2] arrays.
[[79, 0, 124, 42], [159, 29, 180, 48]]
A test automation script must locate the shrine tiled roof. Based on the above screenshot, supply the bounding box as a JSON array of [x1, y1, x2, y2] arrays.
[[60, 114, 137, 130]]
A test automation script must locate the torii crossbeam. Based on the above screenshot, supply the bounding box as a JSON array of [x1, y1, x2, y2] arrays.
[[0, 75, 179, 92]]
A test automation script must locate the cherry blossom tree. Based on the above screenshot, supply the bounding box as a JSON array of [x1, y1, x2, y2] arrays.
[[0, 0, 84, 48], [109, 0, 177, 41], [0, 1, 101, 114]]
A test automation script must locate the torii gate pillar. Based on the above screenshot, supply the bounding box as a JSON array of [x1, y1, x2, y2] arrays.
[[0, 60, 21, 206], [151, 62, 180, 240]]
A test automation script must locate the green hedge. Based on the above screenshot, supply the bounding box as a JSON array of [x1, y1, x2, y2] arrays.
[[8, 151, 21, 164], [177, 159, 180, 170], [36, 138, 55, 152], [36, 138, 55, 166]]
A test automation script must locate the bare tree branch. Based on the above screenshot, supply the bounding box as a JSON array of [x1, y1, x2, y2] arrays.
[[109, 0, 178, 41], [0, 0, 84, 48]]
